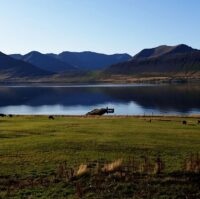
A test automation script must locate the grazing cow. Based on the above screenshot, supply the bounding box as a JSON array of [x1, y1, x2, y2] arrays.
[[198, 120, 200, 125], [0, 113, 6, 117], [9, 114, 13, 118], [149, 119, 152, 123], [182, 120, 187, 125], [48, 115, 55, 120]]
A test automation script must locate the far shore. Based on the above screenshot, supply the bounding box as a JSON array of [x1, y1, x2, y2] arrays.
[[0, 74, 200, 85]]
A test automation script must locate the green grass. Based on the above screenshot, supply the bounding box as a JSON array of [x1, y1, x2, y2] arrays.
[[0, 116, 200, 198]]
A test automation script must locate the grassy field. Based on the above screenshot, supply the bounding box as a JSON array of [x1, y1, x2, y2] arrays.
[[0, 115, 200, 198]]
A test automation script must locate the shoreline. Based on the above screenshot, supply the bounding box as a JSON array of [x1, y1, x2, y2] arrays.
[[6, 114, 200, 118], [0, 80, 199, 87], [0, 75, 200, 85]]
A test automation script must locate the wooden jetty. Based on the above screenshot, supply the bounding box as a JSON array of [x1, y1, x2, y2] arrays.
[[86, 107, 114, 116]]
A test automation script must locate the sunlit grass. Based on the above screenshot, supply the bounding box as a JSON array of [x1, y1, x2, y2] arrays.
[[0, 115, 199, 198]]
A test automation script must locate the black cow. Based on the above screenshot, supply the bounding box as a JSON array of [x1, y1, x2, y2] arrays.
[[182, 120, 187, 125], [48, 115, 55, 120], [0, 114, 6, 117], [198, 120, 200, 125]]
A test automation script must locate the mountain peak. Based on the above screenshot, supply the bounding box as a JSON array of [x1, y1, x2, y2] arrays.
[[133, 44, 196, 60], [133, 45, 174, 60], [26, 51, 43, 56], [171, 44, 195, 54], [22, 51, 76, 73], [176, 44, 191, 48], [0, 51, 52, 78], [105, 44, 200, 75]]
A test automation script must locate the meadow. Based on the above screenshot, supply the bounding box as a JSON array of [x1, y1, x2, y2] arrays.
[[0, 115, 199, 198]]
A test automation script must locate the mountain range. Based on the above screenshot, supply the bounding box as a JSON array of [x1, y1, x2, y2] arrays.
[[0, 44, 200, 82], [105, 44, 200, 75], [48, 51, 131, 71], [13, 51, 76, 73], [10, 51, 131, 73], [0, 51, 52, 79]]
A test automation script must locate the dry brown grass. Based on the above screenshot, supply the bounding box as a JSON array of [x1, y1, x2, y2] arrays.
[[76, 164, 89, 176], [102, 159, 123, 173], [184, 153, 200, 173]]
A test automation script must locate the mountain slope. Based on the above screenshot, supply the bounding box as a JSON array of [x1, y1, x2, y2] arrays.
[[23, 51, 77, 73], [133, 44, 196, 60], [0, 51, 52, 78], [10, 54, 23, 60], [49, 51, 132, 71], [105, 44, 200, 75], [14, 51, 77, 73]]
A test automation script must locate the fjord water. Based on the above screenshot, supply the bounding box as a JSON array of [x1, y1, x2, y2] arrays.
[[0, 83, 200, 115]]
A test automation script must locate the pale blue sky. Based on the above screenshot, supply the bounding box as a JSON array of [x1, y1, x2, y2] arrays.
[[0, 0, 200, 55]]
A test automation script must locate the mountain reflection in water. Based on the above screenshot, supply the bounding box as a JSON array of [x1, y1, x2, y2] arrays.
[[0, 84, 200, 115]]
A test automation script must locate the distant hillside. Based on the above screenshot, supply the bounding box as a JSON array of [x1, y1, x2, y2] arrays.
[[48, 51, 132, 71], [10, 54, 23, 60], [0, 52, 51, 79], [105, 44, 200, 75], [133, 44, 196, 60], [5, 45, 200, 82], [11, 51, 76, 73]]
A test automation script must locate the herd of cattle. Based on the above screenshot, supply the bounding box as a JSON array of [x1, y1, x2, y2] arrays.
[[182, 120, 200, 125], [0, 114, 200, 125], [0, 114, 13, 118], [0, 114, 55, 120]]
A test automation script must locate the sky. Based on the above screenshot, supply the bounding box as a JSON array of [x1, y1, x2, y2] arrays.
[[0, 0, 200, 56]]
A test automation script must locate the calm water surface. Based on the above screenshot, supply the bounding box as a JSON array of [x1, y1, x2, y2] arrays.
[[0, 83, 200, 115]]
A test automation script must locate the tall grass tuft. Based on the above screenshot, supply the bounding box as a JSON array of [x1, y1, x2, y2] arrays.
[[76, 182, 83, 198], [56, 162, 67, 179], [102, 159, 123, 173], [140, 156, 154, 174], [76, 164, 89, 176], [94, 162, 101, 174], [184, 153, 200, 173], [153, 156, 165, 174]]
